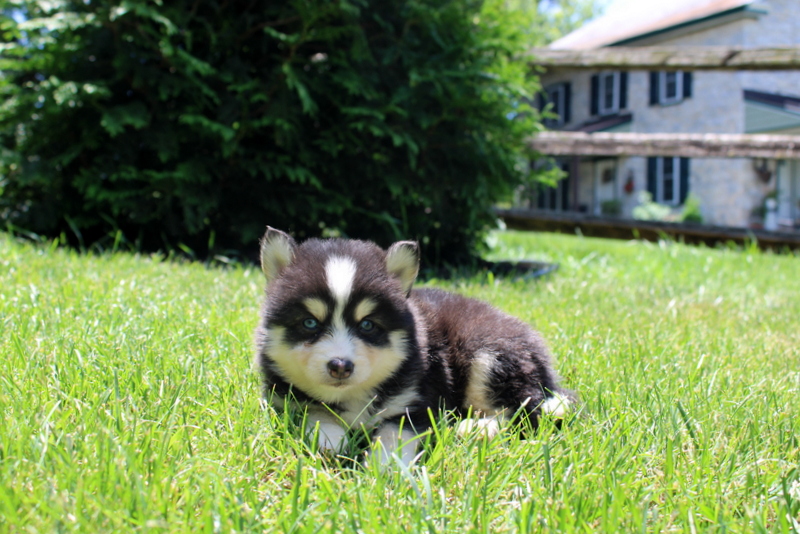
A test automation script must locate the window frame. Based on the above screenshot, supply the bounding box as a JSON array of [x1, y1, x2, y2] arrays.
[[659, 71, 684, 105], [598, 71, 620, 116], [543, 83, 568, 127], [656, 156, 681, 205]]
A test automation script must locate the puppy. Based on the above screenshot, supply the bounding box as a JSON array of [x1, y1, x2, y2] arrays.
[[254, 227, 573, 466]]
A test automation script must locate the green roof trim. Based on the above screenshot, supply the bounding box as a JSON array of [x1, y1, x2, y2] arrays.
[[609, 4, 768, 47]]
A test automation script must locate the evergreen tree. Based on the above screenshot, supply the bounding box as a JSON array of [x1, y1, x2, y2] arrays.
[[1, 0, 550, 263]]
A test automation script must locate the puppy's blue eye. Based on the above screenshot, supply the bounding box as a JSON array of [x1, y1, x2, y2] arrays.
[[303, 318, 319, 330], [359, 319, 374, 332]]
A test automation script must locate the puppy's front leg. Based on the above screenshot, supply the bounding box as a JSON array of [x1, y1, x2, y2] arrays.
[[370, 421, 420, 468], [306, 405, 347, 453]]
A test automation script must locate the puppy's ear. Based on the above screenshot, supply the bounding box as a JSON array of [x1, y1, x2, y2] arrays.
[[260, 227, 297, 282], [386, 241, 420, 296]]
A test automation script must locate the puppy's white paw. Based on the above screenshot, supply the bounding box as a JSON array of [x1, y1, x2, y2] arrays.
[[540, 393, 571, 419], [456, 417, 502, 439], [369, 425, 419, 469], [313, 421, 348, 453]]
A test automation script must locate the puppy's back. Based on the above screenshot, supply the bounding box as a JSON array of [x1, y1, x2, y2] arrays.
[[411, 288, 565, 417]]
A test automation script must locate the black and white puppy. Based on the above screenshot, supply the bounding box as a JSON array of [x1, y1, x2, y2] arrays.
[[254, 227, 573, 466]]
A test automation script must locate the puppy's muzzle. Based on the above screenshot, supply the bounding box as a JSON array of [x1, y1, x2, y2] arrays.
[[327, 358, 354, 380]]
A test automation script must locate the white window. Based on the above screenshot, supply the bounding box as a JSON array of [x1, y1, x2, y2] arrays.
[[592, 71, 628, 116], [543, 83, 569, 127], [660, 71, 683, 105], [651, 71, 691, 106], [648, 156, 689, 205], [598, 71, 620, 115], [659, 157, 679, 203]]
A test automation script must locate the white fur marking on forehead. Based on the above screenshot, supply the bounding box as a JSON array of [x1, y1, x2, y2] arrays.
[[354, 298, 377, 321], [325, 256, 357, 306], [303, 298, 329, 321]]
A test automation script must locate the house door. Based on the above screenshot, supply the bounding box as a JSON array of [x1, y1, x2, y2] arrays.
[[777, 160, 799, 225], [594, 159, 618, 215]]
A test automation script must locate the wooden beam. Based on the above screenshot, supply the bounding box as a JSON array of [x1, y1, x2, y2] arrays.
[[495, 208, 800, 251], [529, 46, 800, 70], [529, 132, 800, 159]]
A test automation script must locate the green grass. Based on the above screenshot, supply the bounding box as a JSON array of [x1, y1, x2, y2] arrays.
[[1, 231, 799, 533]]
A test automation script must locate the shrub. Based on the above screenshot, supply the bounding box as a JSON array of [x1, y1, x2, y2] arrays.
[[679, 194, 703, 224], [632, 191, 672, 222], [0, 0, 544, 264], [600, 199, 621, 217]]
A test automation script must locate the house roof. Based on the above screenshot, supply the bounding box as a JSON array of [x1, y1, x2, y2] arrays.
[[549, 0, 759, 50], [744, 89, 800, 134], [567, 112, 633, 134], [744, 89, 800, 111]]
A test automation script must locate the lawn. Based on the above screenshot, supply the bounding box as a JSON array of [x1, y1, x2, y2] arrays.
[[1, 231, 798, 533]]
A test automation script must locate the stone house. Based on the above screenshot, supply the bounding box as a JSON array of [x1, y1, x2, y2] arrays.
[[533, 0, 800, 230]]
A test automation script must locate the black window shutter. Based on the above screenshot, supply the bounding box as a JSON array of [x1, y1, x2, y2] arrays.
[[682, 71, 692, 99], [537, 92, 545, 112], [564, 83, 572, 123], [647, 157, 658, 199], [649, 71, 660, 105], [590, 75, 599, 116], [679, 157, 690, 204], [619, 72, 628, 109]]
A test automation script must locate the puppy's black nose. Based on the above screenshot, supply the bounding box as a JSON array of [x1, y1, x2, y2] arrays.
[[327, 358, 354, 380]]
